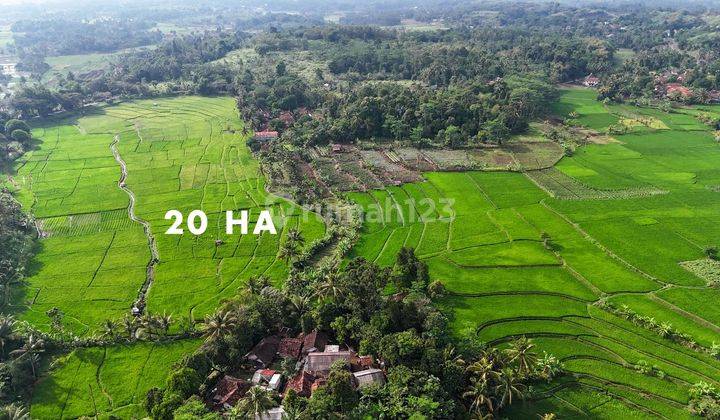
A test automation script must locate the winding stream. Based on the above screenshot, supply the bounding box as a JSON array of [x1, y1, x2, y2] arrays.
[[110, 134, 158, 315]]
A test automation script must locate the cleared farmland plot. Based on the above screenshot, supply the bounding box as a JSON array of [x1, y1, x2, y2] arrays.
[[7, 97, 326, 417], [348, 88, 720, 416]]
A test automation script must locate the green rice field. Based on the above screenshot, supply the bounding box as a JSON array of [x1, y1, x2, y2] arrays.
[[4, 97, 326, 417], [348, 88, 720, 417]]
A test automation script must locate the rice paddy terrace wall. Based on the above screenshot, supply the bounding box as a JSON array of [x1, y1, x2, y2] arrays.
[[5, 96, 326, 418], [347, 88, 720, 417]]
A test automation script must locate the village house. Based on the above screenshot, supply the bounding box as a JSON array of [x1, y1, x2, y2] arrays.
[[583, 74, 600, 87], [353, 368, 386, 388], [278, 337, 303, 359], [209, 375, 251, 409], [252, 369, 284, 391], [285, 370, 316, 397], [305, 346, 355, 375], [253, 130, 279, 141], [665, 83, 692, 98], [302, 330, 328, 355], [245, 336, 280, 369]]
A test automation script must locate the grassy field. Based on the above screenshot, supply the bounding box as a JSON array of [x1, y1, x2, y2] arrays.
[[3, 97, 326, 417], [349, 87, 720, 417]]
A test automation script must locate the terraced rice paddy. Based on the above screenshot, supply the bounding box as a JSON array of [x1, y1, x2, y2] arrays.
[[5, 97, 326, 417], [349, 88, 720, 417]]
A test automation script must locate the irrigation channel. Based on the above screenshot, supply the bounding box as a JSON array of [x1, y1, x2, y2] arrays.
[[110, 134, 159, 316]]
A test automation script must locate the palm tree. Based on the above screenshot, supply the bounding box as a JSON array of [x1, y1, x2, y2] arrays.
[[657, 322, 673, 338], [286, 228, 305, 248], [0, 315, 16, 358], [225, 404, 245, 420], [289, 295, 310, 318], [1, 404, 29, 420], [278, 241, 299, 265], [121, 315, 137, 339], [247, 275, 270, 295], [462, 378, 494, 416], [135, 313, 158, 339], [466, 357, 497, 384], [316, 273, 344, 300], [158, 312, 172, 336], [100, 319, 117, 340], [539, 413, 557, 420], [234, 386, 276, 417], [494, 368, 526, 410], [504, 336, 537, 377], [202, 310, 238, 343], [10, 334, 45, 378]]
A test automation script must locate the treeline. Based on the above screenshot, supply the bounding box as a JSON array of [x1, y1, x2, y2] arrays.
[[325, 30, 614, 84], [144, 248, 562, 419], [8, 31, 247, 117], [11, 18, 162, 56], [280, 77, 556, 148], [0, 194, 38, 414]]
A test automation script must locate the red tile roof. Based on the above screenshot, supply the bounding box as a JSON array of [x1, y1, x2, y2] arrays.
[[278, 338, 303, 359], [210, 375, 250, 408], [245, 336, 280, 368], [666, 83, 692, 97], [285, 371, 315, 398], [254, 131, 279, 139], [302, 331, 328, 354]]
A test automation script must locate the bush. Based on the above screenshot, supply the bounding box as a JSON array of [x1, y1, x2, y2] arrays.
[[150, 392, 183, 420], [173, 395, 220, 420], [4, 119, 30, 134], [10, 129, 30, 145], [144, 387, 164, 415], [165, 367, 202, 399]]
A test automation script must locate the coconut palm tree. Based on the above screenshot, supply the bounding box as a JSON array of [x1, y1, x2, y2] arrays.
[[100, 319, 118, 340], [135, 313, 158, 339], [225, 404, 244, 420], [0, 315, 16, 358], [234, 386, 276, 417], [540, 413, 557, 420], [462, 378, 494, 416], [278, 241, 300, 265], [289, 295, 310, 318], [281, 404, 302, 420], [10, 334, 45, 378], [202, 310, 238, 343], [247, 275, 270, 295], [504, 336, 537, 377], [657, 322, 673, 338], [315, 273, 343, 300], [286, 228, 305, 248], [494, 368, 526, 410], [121, 314, 137, 339], [466, 356, 497, 384], [158, 312, 172, 336], [1, 403, 29, 420]]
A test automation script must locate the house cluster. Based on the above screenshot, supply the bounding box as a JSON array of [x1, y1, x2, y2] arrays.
[[208, 331, 386, 417], [252, 107, 314, 144]]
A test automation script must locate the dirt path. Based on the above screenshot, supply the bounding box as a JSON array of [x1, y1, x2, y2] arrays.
[[110, 134, 158, 315]]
